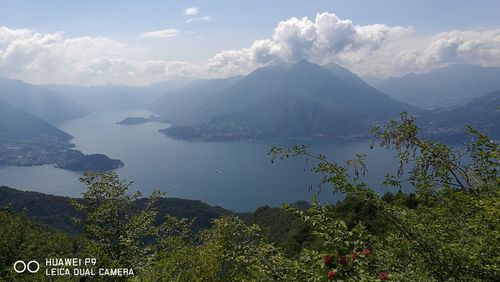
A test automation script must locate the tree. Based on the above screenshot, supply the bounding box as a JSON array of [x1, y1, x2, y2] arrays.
[[0, 210, 75, 281], [269, 113, 500, 281], [72, 171, 160, 272]]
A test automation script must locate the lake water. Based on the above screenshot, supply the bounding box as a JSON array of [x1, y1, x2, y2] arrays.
[[0, 110, 407, 211]]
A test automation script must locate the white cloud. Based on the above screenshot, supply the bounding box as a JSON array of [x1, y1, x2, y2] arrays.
[[0, 26, 33, 44], [186, 16, 211, 23], [0, 26, 200, 85], [141, 28, 180, 38], [164, 61, 204, 77], [184, 7, 199, 16], [184, 6, 211, 24], [208, 12, 413, 75], [344, 29, 500, 77], [1, 13, 500, 85], [207, 12, 500, 77], [416, 29, 500, 68]]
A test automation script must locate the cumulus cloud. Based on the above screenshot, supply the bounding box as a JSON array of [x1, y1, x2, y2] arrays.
[[207, 12, 412, 75], [0, 26, 199, 85], [186, 16, 211, 23], [184, 7, 199, 16], [415, 29, 500, 68], [141, 28, 180, 38], [207, 12, 500, 77], [346, 28, 500, 77], [0, 26, 33, 44]]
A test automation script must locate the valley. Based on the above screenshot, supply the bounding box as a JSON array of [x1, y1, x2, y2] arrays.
[[1, 60, 498, 209]]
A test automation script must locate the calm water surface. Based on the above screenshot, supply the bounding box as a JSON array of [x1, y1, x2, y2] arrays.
[[0, 111, 407, 211]]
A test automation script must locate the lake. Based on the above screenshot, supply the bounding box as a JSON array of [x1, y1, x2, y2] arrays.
[[0, 110, 408, 211]]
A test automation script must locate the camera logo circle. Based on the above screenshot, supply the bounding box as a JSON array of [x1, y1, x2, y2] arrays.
[[13, 260, 40, 273]]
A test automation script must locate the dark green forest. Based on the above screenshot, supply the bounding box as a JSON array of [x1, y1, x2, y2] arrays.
[[1, 114, 498, 281]]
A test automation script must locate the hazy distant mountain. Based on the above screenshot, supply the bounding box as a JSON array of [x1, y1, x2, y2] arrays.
[[361, 75, 385, 89], [0, 99, 72, 141], [151, 60, 414, 141], [0, 77, 88, 123], [420, 90, 500, 142], [148, 76, 243, 123], [44, 78, 192, 112], [376, 64, 500, 109]]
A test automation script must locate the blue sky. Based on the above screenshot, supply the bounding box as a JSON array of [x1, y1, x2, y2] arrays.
[[1, 0, 499, 85]]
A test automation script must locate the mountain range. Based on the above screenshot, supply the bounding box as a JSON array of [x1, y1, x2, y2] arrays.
[[0, 99, 72, 141], [43, 78, 191, 112], [1, 60, 498, 155], [0, 77, 88, 123], [371, 64, 500, 109], [150, 60, 415, 141], [419, 90, 500, 141]]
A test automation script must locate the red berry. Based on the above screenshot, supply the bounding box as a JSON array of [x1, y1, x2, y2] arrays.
[[327, 270, 336, 280], [323, 255, 332, 265], [378, 272, 389, 280], [338, 256, 347, 265], [351, 252, 358, 259], [362, 248, 371, 255]]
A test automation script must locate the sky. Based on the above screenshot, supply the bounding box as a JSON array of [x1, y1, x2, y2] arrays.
[[1, 0, 500, 85]]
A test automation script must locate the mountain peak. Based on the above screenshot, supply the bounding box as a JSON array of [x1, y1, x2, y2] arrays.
[[150, 58, 411, 141], [292, 59, 315, 66], [290, 59, 326, 72]]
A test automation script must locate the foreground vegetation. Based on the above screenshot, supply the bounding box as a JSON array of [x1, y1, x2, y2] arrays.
[[1, 114, 498, 281]]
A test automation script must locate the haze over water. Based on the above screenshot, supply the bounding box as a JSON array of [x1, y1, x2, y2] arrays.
[[0, 110, 403, 211]]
